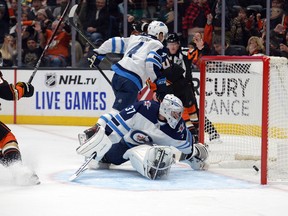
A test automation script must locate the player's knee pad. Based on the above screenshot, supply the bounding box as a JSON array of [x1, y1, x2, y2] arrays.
[[76, 126, 112, 161], [179, 143, 209, 170], [123, 145, 176, 180]]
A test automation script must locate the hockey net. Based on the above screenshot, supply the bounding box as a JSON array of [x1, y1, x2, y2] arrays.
[[199, 56, 288, 184]]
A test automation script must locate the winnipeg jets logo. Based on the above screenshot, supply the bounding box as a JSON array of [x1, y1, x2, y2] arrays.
[[177, 122, 185, 133], [130, 130, 153, 144], [45, 73, 57, 87], [144, 101, 151, 109]]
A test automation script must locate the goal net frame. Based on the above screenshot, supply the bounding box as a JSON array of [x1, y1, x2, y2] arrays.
[[199, 55, 287, 185]]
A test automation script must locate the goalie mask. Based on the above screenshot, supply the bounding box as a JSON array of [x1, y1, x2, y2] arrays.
[[147, 21, 168, 42], [159, 94, 183, 129]]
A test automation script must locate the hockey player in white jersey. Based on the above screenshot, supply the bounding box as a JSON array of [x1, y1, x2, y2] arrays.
[[89, 20, 168, 126], [76, 94, 209, 180]]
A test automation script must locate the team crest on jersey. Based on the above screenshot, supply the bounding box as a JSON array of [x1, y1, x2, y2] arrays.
[[177, 122, 185, 133], [130, 130, 153, 144], [45, 73, 57, 87], [144, 101, 151, 109]]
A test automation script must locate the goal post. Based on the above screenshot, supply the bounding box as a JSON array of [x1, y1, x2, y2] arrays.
[[199, 56, 288, 184]]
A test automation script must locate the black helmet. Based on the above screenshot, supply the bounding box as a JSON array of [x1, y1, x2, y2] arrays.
[[166, 33, 180, 43], [132, 20, 149, 33]]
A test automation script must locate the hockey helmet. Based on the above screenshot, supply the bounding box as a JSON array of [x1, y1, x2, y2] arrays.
[[166, 33, 180, 43], [147, 21, 168, 42], [159, 94, 183, 129]]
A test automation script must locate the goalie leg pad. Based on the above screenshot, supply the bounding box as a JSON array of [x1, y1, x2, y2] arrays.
[[76, 126, 112, 161], [123, 145, 176, 180]]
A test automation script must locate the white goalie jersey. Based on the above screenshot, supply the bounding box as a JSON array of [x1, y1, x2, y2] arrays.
[[95, 34, 165, 90], [105, 100, 193, 155]]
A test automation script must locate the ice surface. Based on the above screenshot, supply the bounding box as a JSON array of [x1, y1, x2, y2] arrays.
[[0, 124, 287, 216]]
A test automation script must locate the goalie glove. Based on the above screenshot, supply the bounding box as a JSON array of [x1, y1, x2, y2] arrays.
[[88, 50, 105, 68], [179, 143, 209, 170], [16, 82, 34, 98]]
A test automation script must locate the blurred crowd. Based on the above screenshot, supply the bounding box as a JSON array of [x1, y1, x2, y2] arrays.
[[0, 0, 287, 68]]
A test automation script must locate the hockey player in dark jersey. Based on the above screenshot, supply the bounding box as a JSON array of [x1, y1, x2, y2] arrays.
[[76, 94, 209, 180], [0, 71, 40, 185], [158, 33, 220, 142]]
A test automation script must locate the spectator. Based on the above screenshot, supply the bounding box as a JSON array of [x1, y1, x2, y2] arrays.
[[270, 0, 288, 30], [246, 36, 265, 56], [36, 8, 52, 25], [210, 0, 238, 32], [269, 24, 287, 57], [257, 0, 288, 34], [279, 31, 288, 58], [39, 20, 71, 67], [127, 0, 147, 20], [158, 0, 185, 34], [0, 2, 9, 45], [52, 0, 68, 19], [28, 0, 54, 21], [22, 36, 43, 67], [211, 35, 247, 55], [0, 34, 16, 67], [182, 0, 212, 45], [230, 6, 254, 46], [9, 12, 29, 50], [78, 0, 110, 43], [187, 32, 210, 69], [8, 0, 17, 26]]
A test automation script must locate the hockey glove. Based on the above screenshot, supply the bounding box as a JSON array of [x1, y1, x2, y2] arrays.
[[16, 82, 34, 98], [179, 143, 209, 170], [88, 51, 105, 68], [146, 78, 157, 92]]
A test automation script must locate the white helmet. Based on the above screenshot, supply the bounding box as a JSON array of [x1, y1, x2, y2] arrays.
[[159, 94, 183, 129], [147, 21, 168, 42]]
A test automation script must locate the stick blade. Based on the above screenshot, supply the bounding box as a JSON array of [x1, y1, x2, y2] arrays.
[[69, 167, 88, 182], [68, 4, 78, 18]]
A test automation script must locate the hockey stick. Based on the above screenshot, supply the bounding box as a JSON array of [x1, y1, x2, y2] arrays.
[[67, 4, 97, 49], [69, 152, 97, 181], [28, 0, 72, 84], [68, 4, 112, 86]]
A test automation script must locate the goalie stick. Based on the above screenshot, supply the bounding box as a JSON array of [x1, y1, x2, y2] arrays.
[[69, 152, 97, 181], [68, 4, 112, 86], [28, 0, 72, 84]]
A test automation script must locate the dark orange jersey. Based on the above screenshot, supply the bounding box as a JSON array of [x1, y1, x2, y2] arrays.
[[45, 30, 71, 58]]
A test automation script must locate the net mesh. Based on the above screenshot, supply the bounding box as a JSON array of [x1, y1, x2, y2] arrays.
[[201, 56, 288, 182]]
